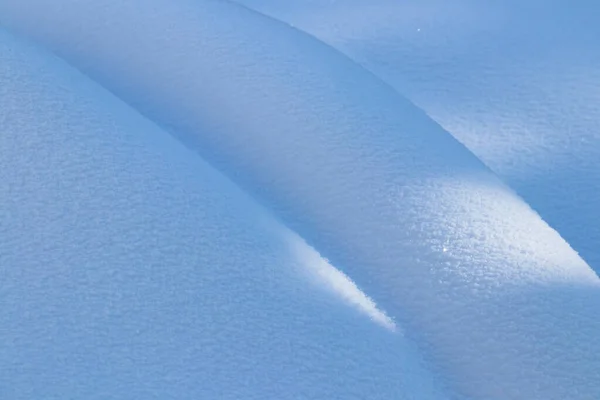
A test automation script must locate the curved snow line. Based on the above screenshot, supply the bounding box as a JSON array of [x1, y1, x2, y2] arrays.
[[231, 0, 582, 255], [230, 0, 600, 273], [282, 229, 397, 332], [0, 1, 403, 333], [2, 28, 447, 400], [2, 1, 600, 398], [0, 25, 396, 335], [0, 1, 546, 344]]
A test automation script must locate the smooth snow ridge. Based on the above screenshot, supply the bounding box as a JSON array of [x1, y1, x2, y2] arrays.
[[0, 29, 445, 400], [231, 0, 600, 273]]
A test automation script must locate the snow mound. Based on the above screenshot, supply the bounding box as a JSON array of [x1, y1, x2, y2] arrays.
[[2, 0, 600, 398], [232, 0, 600, 272], [0, 29, 445, 400]]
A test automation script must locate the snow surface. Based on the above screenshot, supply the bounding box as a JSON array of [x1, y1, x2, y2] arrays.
[[2, 0, 600, 399], [231, 0, 600, 273], [0, 29, 444, 400]]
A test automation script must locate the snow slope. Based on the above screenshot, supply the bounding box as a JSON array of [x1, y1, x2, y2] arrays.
[[231, 0, 600, 272], [0, 30, 447, 400], [2, 0, 600, 399]]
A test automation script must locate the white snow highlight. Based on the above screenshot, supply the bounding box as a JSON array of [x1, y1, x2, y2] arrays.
[[284, 230, 397, 332]]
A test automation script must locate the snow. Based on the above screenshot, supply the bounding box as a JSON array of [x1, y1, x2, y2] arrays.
[[0, 29, 443, 400], [1, 0, 600, 399], [230, 0, 600, 273]]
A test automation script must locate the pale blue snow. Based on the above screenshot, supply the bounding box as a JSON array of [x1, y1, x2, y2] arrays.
[[231, 0, 600, 273], [0, 29, 441, 400], [1, 1, 600, 399]]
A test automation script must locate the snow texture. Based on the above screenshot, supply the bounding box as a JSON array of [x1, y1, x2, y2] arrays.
[[1, 0, 600, 399], [0, 29, 444, 400], [232, 0, 600, 273]]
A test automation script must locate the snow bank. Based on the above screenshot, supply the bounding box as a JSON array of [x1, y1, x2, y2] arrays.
[[2, 0, 600, 398], [0, 29, 445, 400], [232, 0, 600, 272]]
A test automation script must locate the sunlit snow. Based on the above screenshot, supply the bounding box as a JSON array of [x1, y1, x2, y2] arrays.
[[2, 1, 600, 399]]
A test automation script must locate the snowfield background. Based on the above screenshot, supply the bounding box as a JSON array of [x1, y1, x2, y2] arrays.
[[1, 1, 599, 399]]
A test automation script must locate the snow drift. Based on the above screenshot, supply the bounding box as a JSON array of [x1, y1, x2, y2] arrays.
[[0, 29, 445, 400], [1, 0, 600, 398], [232, 0, 600, 272]]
